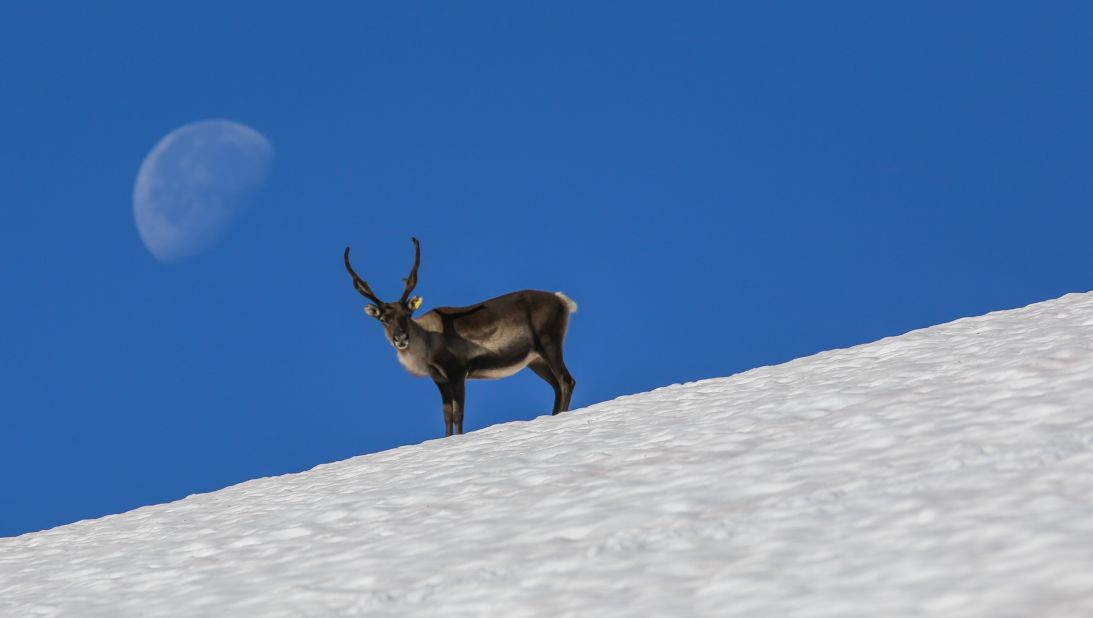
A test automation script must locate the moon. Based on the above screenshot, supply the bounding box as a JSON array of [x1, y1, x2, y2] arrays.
[[133, 119, 274, 262]]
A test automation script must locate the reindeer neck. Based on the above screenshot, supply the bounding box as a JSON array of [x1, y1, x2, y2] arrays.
[[395, 319, 436, 377]]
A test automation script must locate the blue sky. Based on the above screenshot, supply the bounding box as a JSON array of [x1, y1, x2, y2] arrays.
[[2, 2, 1091, 537]]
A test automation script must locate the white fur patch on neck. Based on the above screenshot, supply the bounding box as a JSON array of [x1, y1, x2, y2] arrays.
[[396, 347, 431, 377]]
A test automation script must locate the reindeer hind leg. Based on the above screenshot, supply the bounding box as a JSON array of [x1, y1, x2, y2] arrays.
[[532, 343, 575, 414], [529, 358, 564, 415]]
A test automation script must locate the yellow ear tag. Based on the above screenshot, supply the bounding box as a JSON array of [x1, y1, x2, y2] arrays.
[[409, 297, 423, 310]]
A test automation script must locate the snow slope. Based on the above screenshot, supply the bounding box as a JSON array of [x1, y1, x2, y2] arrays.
[[4, 293, 1093, 617]]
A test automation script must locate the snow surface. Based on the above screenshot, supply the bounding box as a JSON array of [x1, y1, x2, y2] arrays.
[[4, 293, 1093, 617]]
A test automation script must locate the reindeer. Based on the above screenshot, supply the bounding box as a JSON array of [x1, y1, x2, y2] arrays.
[[344, 238, 577, 437]]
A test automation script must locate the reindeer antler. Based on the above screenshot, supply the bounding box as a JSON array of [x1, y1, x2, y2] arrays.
[[399, 237, 421, 304], [344, 246, 383, 305]]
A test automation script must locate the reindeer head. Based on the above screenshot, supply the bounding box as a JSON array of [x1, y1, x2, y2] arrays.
[[344, 237, 423, 351]]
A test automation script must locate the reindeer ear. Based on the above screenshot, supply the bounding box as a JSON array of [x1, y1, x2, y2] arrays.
[[364, 304, 381, 317], [408, 296, 423, 311]]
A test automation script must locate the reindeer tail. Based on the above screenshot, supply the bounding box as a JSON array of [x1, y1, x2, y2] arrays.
[[554, 292, 578, 314]]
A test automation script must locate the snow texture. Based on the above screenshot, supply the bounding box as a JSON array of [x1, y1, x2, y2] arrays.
[[4, 293, 1093, 617]]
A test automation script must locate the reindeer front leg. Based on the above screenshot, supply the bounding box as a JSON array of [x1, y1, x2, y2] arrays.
[[433, 379, 454, 437], [449, 374, 466, 435]]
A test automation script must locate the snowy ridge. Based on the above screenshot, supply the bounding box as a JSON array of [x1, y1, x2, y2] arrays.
[[4, 293, 1093, 617]]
